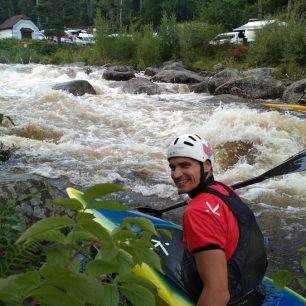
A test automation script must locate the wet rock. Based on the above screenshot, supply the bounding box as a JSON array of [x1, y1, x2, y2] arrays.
[[215, 76, 285, 99], [151, 69, 204, 84], [0, 56, 10, 64], [0, 173, 73, 224], [144, 67, 160, 77], [208, 69, 242, 94], [190, 77, 211, 93], [162, 61, 185, 71], [282, 79, 306, 103], [205, 94, 255, 104], [53, 80, 96, 96], [213, 63, 225, 72], [122, 77, 162, 95], [103, 65, 135, 81]]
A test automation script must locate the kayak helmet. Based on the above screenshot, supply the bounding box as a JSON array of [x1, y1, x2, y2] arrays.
[[167, 134, 214, 166]]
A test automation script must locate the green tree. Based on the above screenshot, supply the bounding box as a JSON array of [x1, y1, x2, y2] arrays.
[[35, 0, 83, 42]]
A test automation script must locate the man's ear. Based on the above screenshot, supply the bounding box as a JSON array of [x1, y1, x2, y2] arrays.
[[204, 159, 212, 173]]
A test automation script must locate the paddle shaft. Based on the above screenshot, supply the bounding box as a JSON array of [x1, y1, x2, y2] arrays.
[[137, 149, 306, 216]]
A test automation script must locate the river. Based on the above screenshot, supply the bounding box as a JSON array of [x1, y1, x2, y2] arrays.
[[1, 63, 306, 289]]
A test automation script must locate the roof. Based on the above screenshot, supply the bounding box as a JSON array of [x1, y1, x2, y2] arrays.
[[234, 19, 275, 31], [0, 15, 32, 30]]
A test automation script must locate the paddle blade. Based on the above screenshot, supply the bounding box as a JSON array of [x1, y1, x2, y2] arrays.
[[232, 149, 306, 189]]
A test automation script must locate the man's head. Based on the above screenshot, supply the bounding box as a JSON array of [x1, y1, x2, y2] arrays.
[[167, 134, 214, 194]]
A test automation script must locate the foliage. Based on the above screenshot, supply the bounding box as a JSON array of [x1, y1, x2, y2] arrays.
[[0, 194, 45, 277], [177, 21, 223, 65], [272, 246, 306, 294], [0, 183, 165, 306], [158, 13, 179, 62], [247, 17, 306, 67], [136, 24, 161, 70]]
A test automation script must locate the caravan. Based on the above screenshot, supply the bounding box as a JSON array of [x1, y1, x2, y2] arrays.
[[233, 19, 280, 43]]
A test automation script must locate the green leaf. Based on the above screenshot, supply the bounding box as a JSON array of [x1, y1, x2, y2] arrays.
[[157, 228, 172, 239], [298, 247, 306, 253], [52, 198, 84, 210], [271, 270, 293, 290], [115, 249, 134, 274], [301, 255, 306, 274], [122, 240, 162, 272], [64, 229, 98, 244], [112, 228, 134, 243], [116, 273, 157, 293], [31, 285, 84, 306], [83, 183, 124, 201], [44, 248, 79, 272], [78, 219, 112, 241], [85, 259, 120, 277], [0, 274, 23, 304], [123, 217, 158, 236], [120, 283, 156, 306], [297, 277, 306, 291], [86, 200, 128, 211], [40, 265, 108, 304], [25, 229, 67, 243], [99, 284, 119, 306], [16, 216, 74, 244], [76, 211, 96, 223]]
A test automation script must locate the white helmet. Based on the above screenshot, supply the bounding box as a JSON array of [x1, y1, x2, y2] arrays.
[[167, 134, 214, 166]]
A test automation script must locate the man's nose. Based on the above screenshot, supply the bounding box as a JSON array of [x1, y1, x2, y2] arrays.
[[172, 167, 183, 178]]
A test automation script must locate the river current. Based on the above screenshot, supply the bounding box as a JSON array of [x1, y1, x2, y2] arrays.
[[1, 63, 306, 284]]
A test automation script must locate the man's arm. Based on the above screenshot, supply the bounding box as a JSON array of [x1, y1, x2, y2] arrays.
[[194, 249, 230, 306]]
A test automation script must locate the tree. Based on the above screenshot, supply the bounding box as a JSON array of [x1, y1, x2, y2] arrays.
[[35, 0, 84, 41]]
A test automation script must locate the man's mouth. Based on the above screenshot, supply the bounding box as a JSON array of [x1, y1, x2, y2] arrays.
[[175, 179, 189, 187]]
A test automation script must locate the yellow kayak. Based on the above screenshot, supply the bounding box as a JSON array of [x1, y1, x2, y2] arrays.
[[262, 103, 306, 112]]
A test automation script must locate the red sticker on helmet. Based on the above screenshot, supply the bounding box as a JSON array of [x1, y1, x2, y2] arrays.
[[203, 144, 213, 157]]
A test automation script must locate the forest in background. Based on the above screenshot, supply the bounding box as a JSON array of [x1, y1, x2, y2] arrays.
[[1, 0, 305, 35], [0, 0, 305, 80]]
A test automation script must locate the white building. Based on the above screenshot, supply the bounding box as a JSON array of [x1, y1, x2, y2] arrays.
[[0, 15, 44, 40]]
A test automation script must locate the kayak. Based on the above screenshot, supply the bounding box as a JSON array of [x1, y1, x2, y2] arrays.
[[67, 187, 306, 306], [262, 103, 306, 112]]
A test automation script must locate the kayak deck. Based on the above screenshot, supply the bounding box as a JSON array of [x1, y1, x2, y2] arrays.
[[262, 103, 306, 112]]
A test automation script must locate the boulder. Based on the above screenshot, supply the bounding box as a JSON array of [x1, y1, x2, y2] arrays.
[[122, 77, 162, 95], [205, 94, 256, 104], [215, 76, 285, 99], [282, 79, 306, 103], [0, 56, 10, 64], [0, 173, 73, 224], [208, 69, 242, 94], [103, 65, 135, 81], [190, 77, 211, 93], [144, 67, 160, 77], [53, 80, 96, 96], [242, 67, 276, 79], [151, 69, 204, 84]]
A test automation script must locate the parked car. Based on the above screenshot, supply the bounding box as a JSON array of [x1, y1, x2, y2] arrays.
[[209, 32, 243, 45]]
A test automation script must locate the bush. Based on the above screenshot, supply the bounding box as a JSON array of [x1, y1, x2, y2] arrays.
[[0, 184, 166, 306], [177, 21, 224, 65], [136, 24, 161, 70], [248, 18, 306, 68]]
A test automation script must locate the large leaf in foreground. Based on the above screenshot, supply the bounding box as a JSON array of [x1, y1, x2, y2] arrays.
[[16, 217, 74, 244]]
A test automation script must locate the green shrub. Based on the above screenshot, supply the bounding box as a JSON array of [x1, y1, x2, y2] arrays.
[[0, 184, 166, 306], [136, 24, 161, 69], [177, 21, 224, 65], [159, 13, 179, 62], [248, 18, 306, 68]]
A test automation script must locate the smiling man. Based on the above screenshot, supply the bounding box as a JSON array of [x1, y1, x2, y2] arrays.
[[167, 134, 267, 306]]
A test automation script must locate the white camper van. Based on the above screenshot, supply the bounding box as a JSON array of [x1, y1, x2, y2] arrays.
[[233, 19, 277, 43]]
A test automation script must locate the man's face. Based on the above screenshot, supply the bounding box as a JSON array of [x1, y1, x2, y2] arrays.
[[169, 157, 201, 194]]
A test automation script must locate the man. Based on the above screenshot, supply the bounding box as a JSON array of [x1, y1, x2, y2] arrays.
[[167, 134, 267, 306]]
